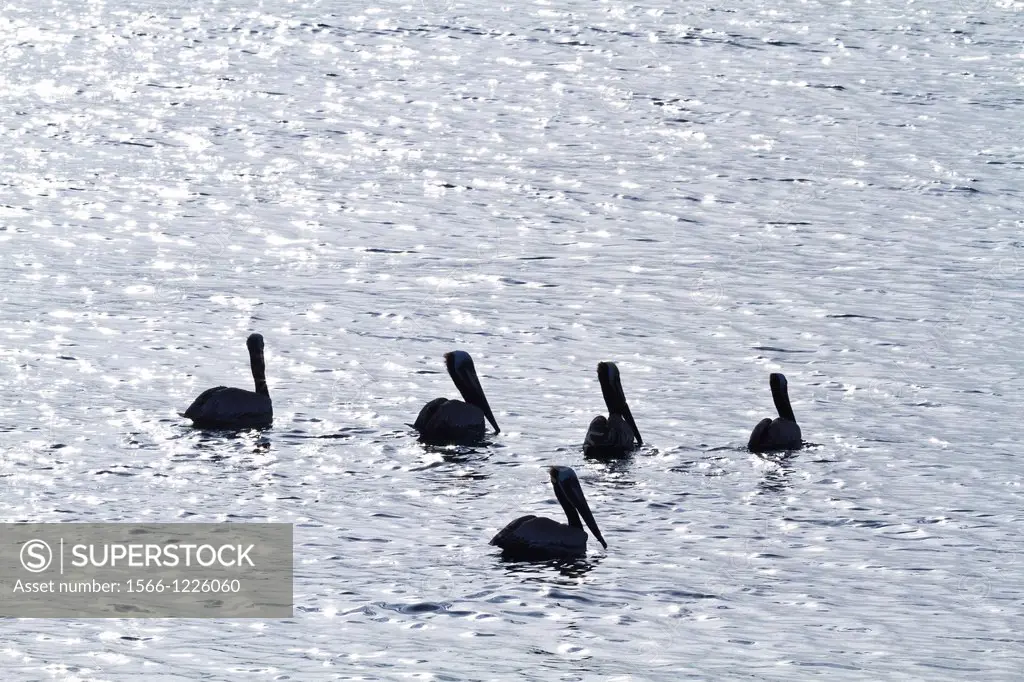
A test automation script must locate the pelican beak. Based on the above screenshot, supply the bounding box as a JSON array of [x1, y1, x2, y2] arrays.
[[598, 362, 642, 446], [620, 403, 643, 447], [446, 351, 500, 434], [558, 469, 607, 549]]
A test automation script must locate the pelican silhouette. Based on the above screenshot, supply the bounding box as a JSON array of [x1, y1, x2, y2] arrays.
[[582, 362, 642, 458], [491, 466, 607, 560], [183, 333, 273, 430], [413, 350, 499, 445], [748, 373, 802, 452]]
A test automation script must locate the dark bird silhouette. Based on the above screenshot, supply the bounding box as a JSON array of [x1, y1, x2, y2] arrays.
[[183, 333, 273, 430], [583, 362, 642, 458], [491, 466, 607, 560], [413, 350, 499, 445], [748, 373, 802, 452]]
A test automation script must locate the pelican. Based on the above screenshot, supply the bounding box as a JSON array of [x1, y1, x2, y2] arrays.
[[183, 333, 273, 430], [491, 466, 607, 560], [748, 373, 802, 452], [413, 350, 499, 445], [582, 361, 642, 458]]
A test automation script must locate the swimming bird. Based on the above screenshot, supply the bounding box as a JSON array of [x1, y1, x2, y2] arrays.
[[413, 350, 499, 445], [183, 333, 273, 430], [582, 361, 642, 458], [491, 466, 607, 560], [747, 372, 802, 452]]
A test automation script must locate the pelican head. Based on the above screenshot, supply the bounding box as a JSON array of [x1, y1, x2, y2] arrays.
[[246, 333, 268, 395], [549, 465, 607, 549], [770, 372, 795, 422], [597, 361, 642, 446], [445, 350, 500, 434]]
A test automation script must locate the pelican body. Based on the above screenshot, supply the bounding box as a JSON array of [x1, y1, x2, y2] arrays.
[[582, 362, 643, 458], [183, 333, 273, 430], [491, 466, 607, 561], [748, 373, 802, 452], [414, 350, 499, 445]]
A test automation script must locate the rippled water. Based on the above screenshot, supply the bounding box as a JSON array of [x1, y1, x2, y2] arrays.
[[1, 0, 1022, 678]]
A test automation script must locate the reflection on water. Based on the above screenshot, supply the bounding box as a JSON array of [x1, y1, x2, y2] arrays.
[[754, 451, 797, 494], [498, 556, 603, 581]]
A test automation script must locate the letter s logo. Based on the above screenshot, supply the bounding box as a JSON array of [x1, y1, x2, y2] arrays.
[[20, 539, 53, 573]]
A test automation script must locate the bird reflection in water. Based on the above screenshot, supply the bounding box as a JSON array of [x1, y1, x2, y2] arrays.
[[755, 451, 796, 494]]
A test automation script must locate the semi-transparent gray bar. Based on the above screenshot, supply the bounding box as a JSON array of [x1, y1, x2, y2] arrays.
[[0, 524, 292, 618]]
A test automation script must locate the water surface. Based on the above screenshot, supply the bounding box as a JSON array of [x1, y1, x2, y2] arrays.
[[1, 0, 1022, 679]]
